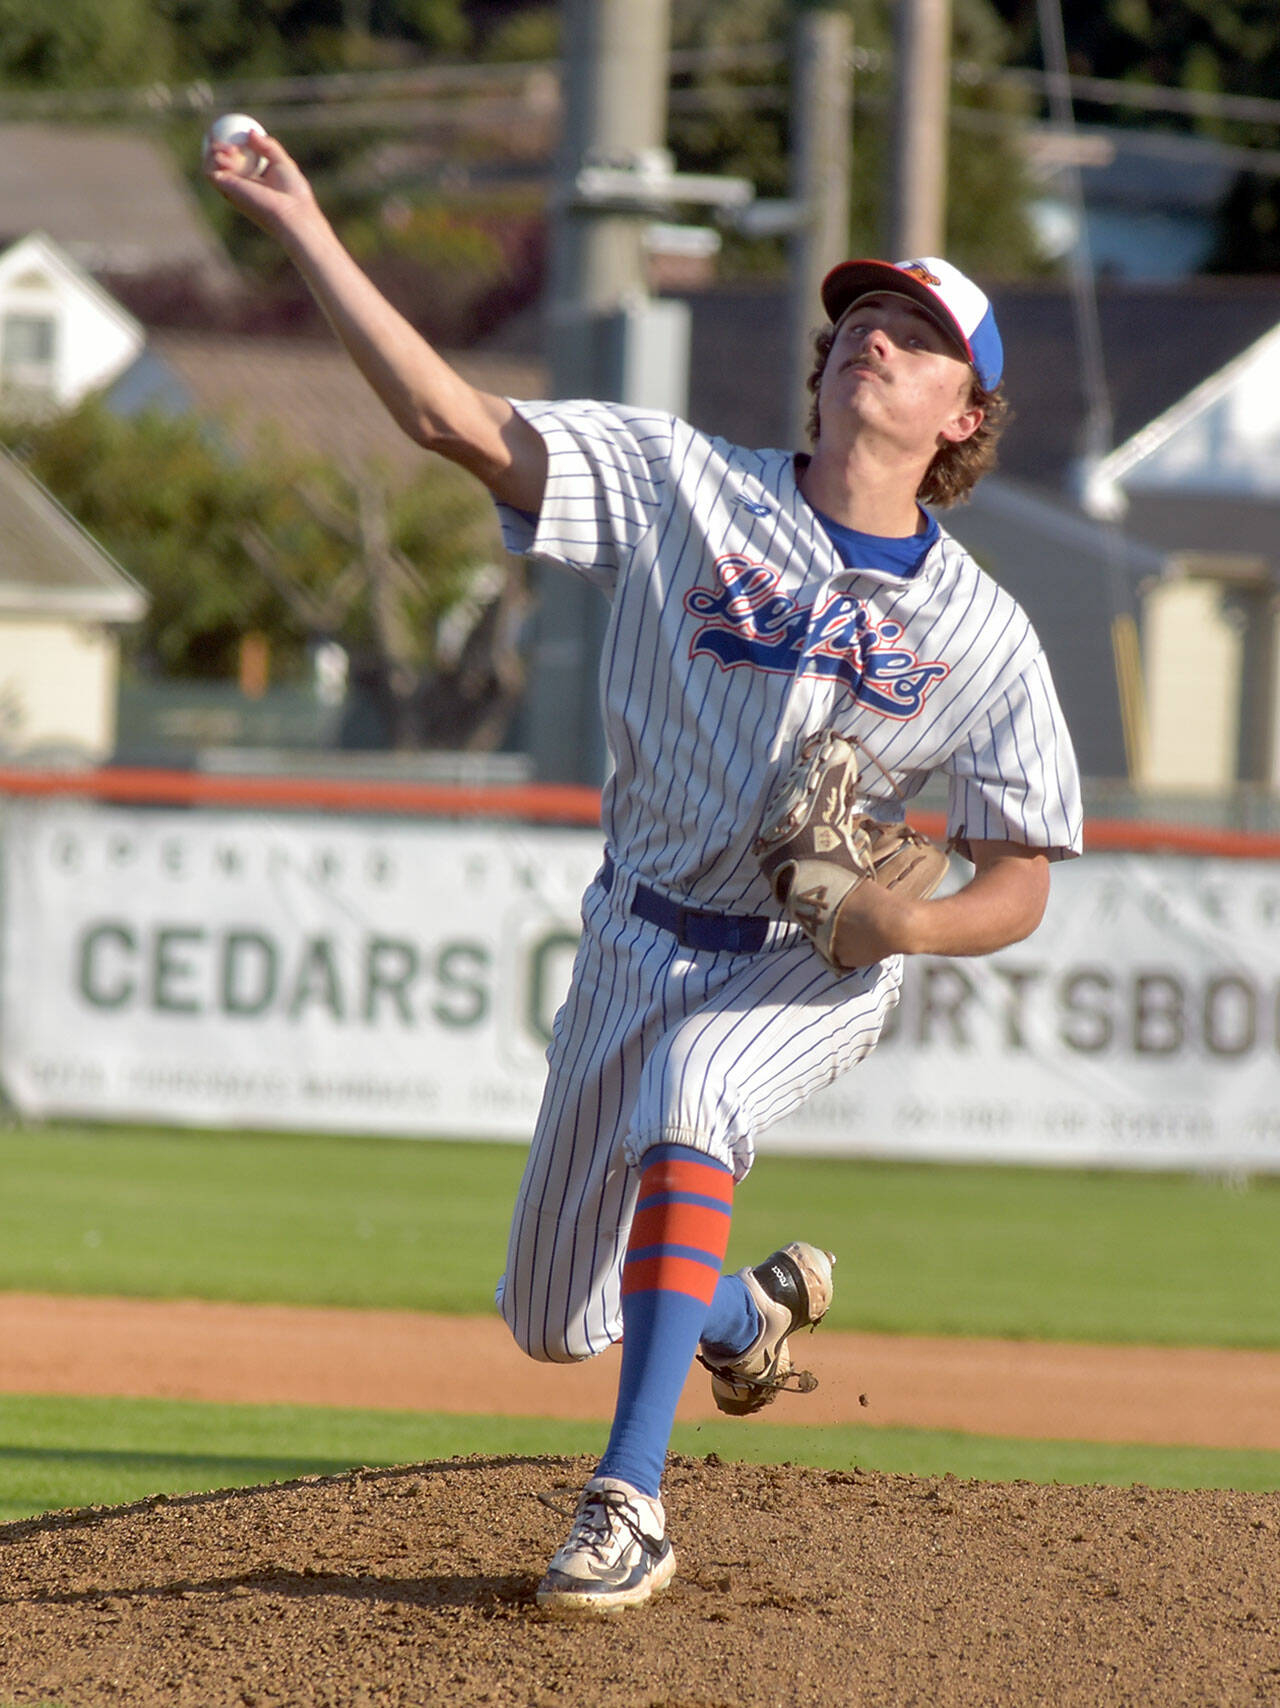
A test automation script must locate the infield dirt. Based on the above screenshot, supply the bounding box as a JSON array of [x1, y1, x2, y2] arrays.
[[3, 1452, 1280, 1707], [3, 1297, 1280, 1705]]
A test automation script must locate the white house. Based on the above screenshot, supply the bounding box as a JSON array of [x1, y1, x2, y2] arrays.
[[0, 232, 146, 413], [1085, 319, 1280, 793], [0, 447, 146, 763]]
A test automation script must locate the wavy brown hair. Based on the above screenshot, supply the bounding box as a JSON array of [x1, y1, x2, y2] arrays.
[[803, 323, 1009, 507]]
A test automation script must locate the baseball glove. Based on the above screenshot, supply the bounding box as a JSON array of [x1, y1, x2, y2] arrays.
[[753, 729, 949, 971]]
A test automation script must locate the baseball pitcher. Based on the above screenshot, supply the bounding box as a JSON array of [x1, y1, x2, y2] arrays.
[[208, 131, 1082, 1615]]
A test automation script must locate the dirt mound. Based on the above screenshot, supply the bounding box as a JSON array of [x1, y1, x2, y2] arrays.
[[2, 1454, 1277, 1707]]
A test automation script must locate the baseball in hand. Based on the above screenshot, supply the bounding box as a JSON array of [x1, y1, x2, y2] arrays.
[[203, 113, 268, 178]]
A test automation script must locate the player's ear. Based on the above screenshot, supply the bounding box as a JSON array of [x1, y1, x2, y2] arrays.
[[939, 400, 984, 447]]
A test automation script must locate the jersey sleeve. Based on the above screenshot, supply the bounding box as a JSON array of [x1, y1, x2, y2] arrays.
[[944, 652, 1084, 860], [493, 399, 672, 594]]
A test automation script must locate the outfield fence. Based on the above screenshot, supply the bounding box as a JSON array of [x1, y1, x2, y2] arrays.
[[1, 764, 1278, 1175]]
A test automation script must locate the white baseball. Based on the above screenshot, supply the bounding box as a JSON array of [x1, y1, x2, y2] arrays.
[[203, 112, 268, 177]]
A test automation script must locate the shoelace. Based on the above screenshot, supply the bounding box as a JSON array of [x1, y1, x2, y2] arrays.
[[537, 1487, 665, 1562], [694, 1352, 819, 1398]]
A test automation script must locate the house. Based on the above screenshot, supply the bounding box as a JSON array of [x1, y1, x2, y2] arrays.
[[995, 279, 1280, 795], [0, 233, 153, 763], [0, 232, 146, 412], [0, 122, 240, 305], [111, 330, 547, 486], [0, 447, 146, 763]]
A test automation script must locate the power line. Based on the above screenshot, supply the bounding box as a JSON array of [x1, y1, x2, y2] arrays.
[[1, 50, 1280, 134]]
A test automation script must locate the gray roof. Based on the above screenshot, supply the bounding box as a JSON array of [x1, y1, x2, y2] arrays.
[[0, 122, 238, 290], [0, 449, 147, 621], [117, 331, 548, 484]]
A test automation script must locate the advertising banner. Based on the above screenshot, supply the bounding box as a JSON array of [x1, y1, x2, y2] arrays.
[[3, 802, 1279, 1171], [1, 804, 595, 1138]]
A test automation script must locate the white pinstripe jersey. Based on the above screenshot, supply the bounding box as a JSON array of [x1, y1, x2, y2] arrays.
[[498, 400, 1083, 914]]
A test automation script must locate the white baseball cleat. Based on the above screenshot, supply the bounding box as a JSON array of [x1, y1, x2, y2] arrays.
[[536, 1476, 676, 1614], [699, 1240, 836, 1415]]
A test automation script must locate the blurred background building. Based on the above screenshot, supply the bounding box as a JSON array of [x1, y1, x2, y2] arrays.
[[0, 0, 1274, 819]]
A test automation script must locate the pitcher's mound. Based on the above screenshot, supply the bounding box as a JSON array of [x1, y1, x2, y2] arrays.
[[2, 1453, 1275, 1706]]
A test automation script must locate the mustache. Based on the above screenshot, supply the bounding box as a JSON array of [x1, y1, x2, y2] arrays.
[[842, 353, 891, 382]]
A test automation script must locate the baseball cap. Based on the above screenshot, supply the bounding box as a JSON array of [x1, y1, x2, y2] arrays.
[[820, 256, 1004, 391]]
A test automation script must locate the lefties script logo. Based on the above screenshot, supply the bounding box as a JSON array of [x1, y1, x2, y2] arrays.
[[684, 554, 949, 719]]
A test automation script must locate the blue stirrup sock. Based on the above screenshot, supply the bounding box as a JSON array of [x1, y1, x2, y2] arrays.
[[700, 1270, 761, 1364], [595, 1143, 735, 1499]]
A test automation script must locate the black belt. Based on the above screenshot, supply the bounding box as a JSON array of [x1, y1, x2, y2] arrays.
[[600, 853, 770, 954]]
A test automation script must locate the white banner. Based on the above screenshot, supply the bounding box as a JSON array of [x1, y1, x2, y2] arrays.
[[1, 804, 595, 1138], [3, 802, 1279, 1171]]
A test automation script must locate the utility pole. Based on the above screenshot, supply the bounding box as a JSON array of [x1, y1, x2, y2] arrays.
[[787, 0, 853, 447], [522, 0, 676, 786], [523, 0, 750, 785], [886, 0, 952, 258]]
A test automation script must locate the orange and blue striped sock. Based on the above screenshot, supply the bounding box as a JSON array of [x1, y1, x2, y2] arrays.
[[596, 1143, 734, 1498]]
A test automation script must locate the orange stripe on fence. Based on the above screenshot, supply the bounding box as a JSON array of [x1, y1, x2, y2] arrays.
[[909, 811, 1280, 862], [1082, 817, 1280, 860], [621, 1253, 721, 1304], [0, 768, 1276, 859], [0, 766, 602, 825]]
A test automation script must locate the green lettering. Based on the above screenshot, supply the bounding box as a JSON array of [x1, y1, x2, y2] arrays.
[[78, 922, 136, 1009], [526, 931, 578, 1046], [433, 942, 489, 1028], [153, 926, 205, 1015], [222, 931, 278, 1017], [287, 937, 345, 1021], [364, 937, 419, 1023]]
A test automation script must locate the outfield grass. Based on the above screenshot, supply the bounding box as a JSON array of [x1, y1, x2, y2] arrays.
[[3, 1392, 1279, 1526], [2, 1123, 1278, 1347]]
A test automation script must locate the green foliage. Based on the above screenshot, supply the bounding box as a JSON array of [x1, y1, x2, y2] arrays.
[[991, 1, 1280, 269], [0, 400, 500, 688], [1206, 171, 1280, 272], [474, 3, 558, 61], [0, 0, 170, 88], [1024, 0, 1280, 107], [0, 0, 472, 89], [340, 197, 507, 272]]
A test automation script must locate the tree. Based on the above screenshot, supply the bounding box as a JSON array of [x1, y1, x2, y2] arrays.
[[1, 400, 526, 750], [666, 0, 1043, 275], [0, 0, 171, 88], [989, 1, 1280, 271], [0, 0, 473, 90]]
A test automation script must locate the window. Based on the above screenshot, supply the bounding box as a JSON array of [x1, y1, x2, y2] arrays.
[[1, 312, 57, 398]]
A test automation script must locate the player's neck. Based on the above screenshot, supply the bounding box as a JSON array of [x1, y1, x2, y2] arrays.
[[797, 443, 928, 538]]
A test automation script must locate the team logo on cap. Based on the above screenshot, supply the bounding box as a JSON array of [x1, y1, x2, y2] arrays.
[[900, 262, 942, 287]]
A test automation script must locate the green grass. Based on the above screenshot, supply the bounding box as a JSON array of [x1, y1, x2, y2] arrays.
[[4, 1125, 1279, 1521], [1, 1393, 1277, 1525], [0, 1124, 527, 1313], [2, 1124, 1279, 1347]]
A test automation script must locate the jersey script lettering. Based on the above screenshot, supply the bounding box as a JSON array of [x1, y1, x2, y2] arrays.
[[685, 553, 951, 719]]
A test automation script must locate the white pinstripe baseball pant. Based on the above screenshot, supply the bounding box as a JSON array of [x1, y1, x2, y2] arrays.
[[496, 859, 903, 1363]]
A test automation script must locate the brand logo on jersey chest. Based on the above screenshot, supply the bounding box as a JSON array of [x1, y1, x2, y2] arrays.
[[683, 553, 949, 718]]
